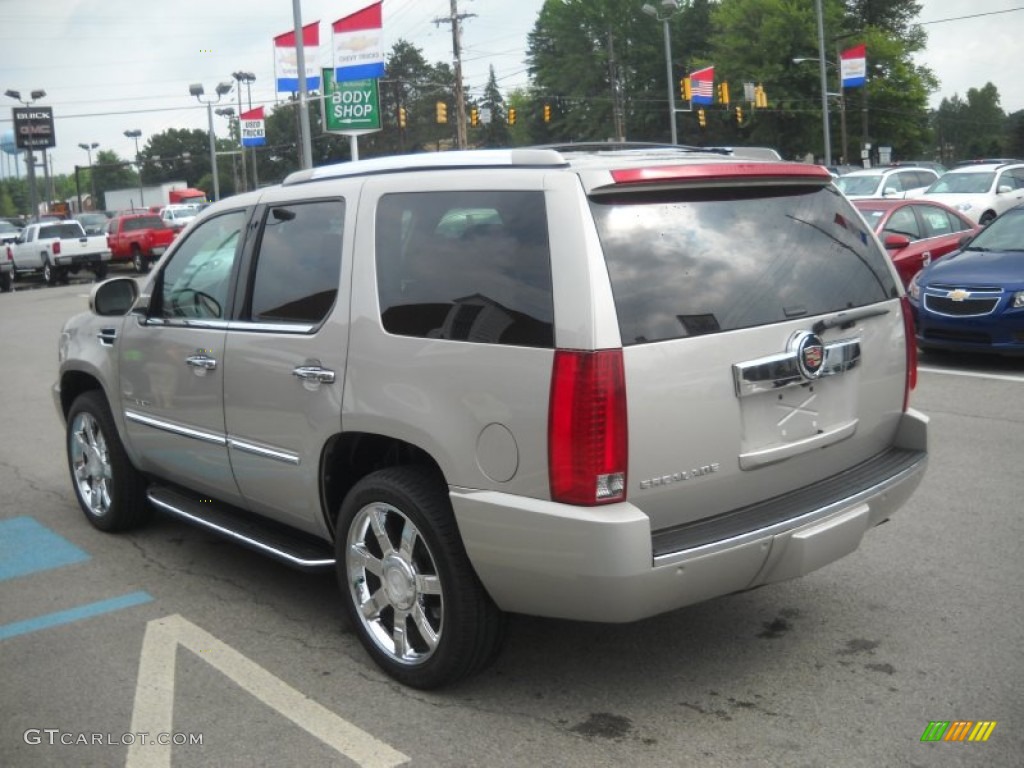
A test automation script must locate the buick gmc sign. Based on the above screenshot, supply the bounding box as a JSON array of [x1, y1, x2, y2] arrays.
[[12, 107, 56, 149]]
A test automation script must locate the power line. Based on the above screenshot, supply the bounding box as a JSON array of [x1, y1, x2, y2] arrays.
[[918, 7, 1024, 25]]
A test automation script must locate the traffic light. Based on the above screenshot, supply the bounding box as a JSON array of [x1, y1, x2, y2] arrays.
[[716, 81, 730, 105], [398, 106, 407, 128], [508, 107, 517, 126], [543, 104, 551, 123], [435, 101, 448, 124], [735, 106, 743, 124], [681, 77, 692, 101], [470, 107, 479, 126], [697, 108, 706, 128], [755, 84, 768, 109]]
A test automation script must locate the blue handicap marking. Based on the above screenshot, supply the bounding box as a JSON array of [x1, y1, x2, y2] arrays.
[[0, 516, 90, 581]]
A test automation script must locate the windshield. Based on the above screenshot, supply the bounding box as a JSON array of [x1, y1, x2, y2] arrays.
[[590, 185, 898, 345], [856, 209, 885, 230], [0, 221, 19, 234], [925, 172, 994, 194], [966, 207, 1024, 251], [835, 174, 883, 196]]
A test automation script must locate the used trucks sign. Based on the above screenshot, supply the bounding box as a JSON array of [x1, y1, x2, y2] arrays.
[[321, 69, 381, 135]]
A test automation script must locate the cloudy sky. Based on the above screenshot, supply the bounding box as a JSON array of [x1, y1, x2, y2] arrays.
[[1, 0, 1021, 178]]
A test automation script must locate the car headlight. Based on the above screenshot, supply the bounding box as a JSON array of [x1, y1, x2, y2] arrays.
[[1013, 290, 1024, 309], [908, 274, 921, 301], [954, 202, 973, 212]]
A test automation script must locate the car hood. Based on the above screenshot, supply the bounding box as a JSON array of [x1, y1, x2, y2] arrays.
[[918, 248, 1024, 287]]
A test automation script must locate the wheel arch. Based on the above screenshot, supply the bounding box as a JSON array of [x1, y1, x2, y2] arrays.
[[58, 369, 105, 421], [319, 431, 445, 539]]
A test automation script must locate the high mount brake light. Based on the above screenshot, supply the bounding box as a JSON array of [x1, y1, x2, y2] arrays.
[[610, 163, 832, 185], [549, 349, 628, 506]]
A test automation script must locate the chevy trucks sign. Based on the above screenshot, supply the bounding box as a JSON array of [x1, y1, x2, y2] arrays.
[[12, 106, 56, 149]]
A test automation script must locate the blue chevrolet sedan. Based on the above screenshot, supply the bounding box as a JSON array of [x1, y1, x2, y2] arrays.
[[908, 204, 1024, 355]]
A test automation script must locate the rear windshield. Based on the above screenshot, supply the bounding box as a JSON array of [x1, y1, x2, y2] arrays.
[[590, 185, 898, 345], [39, 223, 85, 240], [124, 216, 165, 231]]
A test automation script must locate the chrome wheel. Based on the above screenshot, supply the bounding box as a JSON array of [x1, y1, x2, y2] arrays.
[[346, 501, 444, 667], [69, 411, 113, 518]]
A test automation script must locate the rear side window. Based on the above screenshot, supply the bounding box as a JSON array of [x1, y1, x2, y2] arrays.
[[375, 191, 553, 347], [249, 200, 344, 325], [590, 185, 898, 346], [40, 224, 85, 239]]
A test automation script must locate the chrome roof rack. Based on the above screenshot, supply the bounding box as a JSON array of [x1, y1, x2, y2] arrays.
[[283, 148, 568, 186]]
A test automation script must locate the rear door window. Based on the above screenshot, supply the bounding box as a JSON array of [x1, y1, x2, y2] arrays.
[[590, 185, 898, 345], [248, 200, 344, 325]]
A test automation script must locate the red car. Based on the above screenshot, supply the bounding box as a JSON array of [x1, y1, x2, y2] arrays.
[[853, 199, 979, 287]]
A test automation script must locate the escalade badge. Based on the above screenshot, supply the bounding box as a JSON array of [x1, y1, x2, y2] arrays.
[[947, 289, 971, 301], [791, 331, 825, 380]]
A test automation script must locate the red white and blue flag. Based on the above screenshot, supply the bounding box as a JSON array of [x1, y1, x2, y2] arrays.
[[333, 2, 385, 82], [840, 44, 866, 88], [690, 66, 714, 104], [274, 22, 321, 93]]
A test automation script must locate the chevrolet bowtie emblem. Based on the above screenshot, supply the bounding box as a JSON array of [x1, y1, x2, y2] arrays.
[[947, 289, 971, 301]]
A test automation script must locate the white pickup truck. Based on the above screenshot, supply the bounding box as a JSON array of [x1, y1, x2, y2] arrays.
[[7, 220, 111, 285]]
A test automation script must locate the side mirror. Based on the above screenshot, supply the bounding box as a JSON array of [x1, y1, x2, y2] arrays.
[[882, 187, 900, 198], [883, 233, 912, 250], [90, 277, 139, 317], [997, 184, 1012, 194]]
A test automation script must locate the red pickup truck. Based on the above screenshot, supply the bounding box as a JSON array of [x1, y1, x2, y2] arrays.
[[106, 213, 176, 273]]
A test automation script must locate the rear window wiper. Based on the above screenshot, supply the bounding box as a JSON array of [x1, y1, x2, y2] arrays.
[[812, 305, 890, 334]]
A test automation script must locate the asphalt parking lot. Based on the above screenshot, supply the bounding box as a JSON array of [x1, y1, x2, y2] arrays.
[[1, 281, 1021, 767]]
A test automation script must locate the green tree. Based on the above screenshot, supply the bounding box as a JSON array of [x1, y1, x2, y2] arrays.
[[932, 84, 1006, 163], [91, 150, 138, 208], [477, 66, 510, 147]]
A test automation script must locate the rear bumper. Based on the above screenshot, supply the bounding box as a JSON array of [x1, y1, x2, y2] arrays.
[[54, 250, 111, 267], [452, 408, 928, 623]]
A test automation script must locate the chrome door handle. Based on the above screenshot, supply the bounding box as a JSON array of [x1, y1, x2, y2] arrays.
[[292, 365, 335, 384], [185, 354, 217, 370]]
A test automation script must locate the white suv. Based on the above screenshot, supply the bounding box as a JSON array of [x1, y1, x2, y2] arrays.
[[918, 162, 1024, 224], [54, 147, 929, 688], [835, 166, 939, 200]]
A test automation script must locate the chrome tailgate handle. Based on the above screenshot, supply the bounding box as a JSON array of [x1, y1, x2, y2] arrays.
[[292, 365, 335, 384]]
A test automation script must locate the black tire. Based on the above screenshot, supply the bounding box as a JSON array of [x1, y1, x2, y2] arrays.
[[66, 391, 151, 532], [0, 270, 10, 293], [979, 211, 996, 226], [43, 260, 57, 285], [335, 466, 505, 689], [132, 245, 148, 274], [94, 262, 108, 281]]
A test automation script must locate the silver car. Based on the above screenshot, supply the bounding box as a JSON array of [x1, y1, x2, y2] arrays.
[[55, 146, 928, 688]]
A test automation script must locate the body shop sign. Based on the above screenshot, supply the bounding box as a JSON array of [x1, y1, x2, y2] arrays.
[[12, 106, 56, 149], [322, 69, 380, 135]]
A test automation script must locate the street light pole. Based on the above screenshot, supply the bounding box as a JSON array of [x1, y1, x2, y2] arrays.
[[642, 1, 682, 145], [190, 81, 234, 202], [4, 88, 45, 221], [124, 130, 143, 208], [232, 71, 254, 193], [77, 142, 99, 210], [215, 107, 239, 194], [813, 0, 832, 166]]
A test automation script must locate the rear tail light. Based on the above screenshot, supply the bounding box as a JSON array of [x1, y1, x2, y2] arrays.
[[900, 296, 918, 411], [548, 349, 628, 505], [52, 241, 61, 255]]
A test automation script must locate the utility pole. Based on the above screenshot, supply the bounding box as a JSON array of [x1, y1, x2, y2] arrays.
[[433, 0, 476, 150]]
